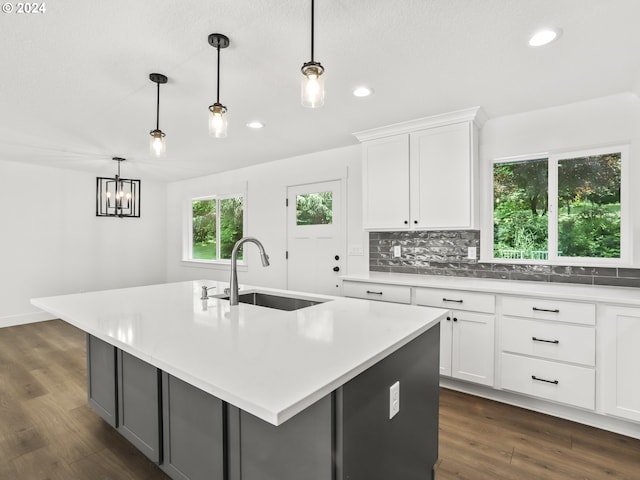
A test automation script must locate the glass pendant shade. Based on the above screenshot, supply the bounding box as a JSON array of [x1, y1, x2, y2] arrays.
[[149, 129, 166, 157], [301, 62, 325, 108], [209, 102, 228, 138]]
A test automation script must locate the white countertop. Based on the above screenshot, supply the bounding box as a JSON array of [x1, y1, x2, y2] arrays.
[[342, 272, 640, 306], [31, 281, 445, 426]]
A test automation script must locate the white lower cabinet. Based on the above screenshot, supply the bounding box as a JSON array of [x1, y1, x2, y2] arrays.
[[500, 295, 596, 410], [342, 280, 411, 304], [599, 305, 640, 422], [416, 288, 495, 386], [501, 353, 595, 410]]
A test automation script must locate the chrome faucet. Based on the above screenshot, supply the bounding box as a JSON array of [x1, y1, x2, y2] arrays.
[[229, 237, 270, 305]]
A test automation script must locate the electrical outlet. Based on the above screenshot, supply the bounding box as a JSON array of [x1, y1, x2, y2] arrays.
[[393, 245, 402, 258], [389, 381, 400, 419], [467, 246, 477, 259]]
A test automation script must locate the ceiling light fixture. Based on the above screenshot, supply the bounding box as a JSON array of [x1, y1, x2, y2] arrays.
[[353, 86, 373, 97], [246, 121, 264, 129], [528, 28, 562, 47], [96, 157, 141, 218], [301, 0, 324, 108], [208, 33, 230, 138], [149, 73, 167, 157]]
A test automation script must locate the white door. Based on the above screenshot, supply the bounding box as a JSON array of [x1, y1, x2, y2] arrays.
[[287, 180, 344, 296]]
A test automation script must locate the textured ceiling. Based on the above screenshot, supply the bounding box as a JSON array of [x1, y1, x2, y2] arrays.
[[1, 0, 640, 181]]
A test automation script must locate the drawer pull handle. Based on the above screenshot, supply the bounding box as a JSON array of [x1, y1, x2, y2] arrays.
[[532, 337, 560, 344], [531, 375, 559, 385], [366, 290, 383, 295], [442, 298, 463, 303], [532, 307, 560, 313]]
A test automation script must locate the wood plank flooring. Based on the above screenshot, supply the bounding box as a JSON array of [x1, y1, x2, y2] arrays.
[[2, 320, 639, 479]]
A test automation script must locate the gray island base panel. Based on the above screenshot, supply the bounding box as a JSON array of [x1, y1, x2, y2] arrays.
[[87, 325, 440, 480]]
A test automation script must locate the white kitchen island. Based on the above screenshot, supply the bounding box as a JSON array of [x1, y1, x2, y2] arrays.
[[32, 280, 446, 480]]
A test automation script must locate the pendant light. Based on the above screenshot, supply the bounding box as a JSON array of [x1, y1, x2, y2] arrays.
[[96, 157, 141, 218], [301, 0, 324, 108], [149, 73, 167, 157], [208, 33, 230, 138]]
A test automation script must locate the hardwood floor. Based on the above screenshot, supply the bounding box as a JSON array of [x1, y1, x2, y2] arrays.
[[1, 320, 639, 479]]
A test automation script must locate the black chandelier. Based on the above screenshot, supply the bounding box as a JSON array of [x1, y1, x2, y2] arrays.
[[96, 157, 141, 218]]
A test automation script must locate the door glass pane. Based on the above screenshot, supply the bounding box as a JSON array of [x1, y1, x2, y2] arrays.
[[192, 199, 217, 260], [493, 159, 548, 260], [296, 191, 333, 225], [557, 152, 621, 258], [219, 197, 244, 260]]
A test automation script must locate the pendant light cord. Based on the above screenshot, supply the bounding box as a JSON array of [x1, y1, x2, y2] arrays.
[[155, 82, 160, 131], [310, 0, 315, 62], [216, 45, 221, 103]]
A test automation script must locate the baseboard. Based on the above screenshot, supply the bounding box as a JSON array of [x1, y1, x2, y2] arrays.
[[440, 377, 640, 440], [0, 311, 54, 328]]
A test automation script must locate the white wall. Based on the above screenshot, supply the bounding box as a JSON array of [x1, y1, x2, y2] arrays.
[[479, 93, 640, 265], [0, 160, 168, 327], [166, 144, 366, 288]]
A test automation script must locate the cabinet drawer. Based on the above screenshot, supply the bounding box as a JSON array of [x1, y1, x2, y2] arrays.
[[501, 353, 594, 410], [415, 288, 495, 314], [501, 318, 595, 366], [502, 296, 595, 326], [342, 281, 411, 304]]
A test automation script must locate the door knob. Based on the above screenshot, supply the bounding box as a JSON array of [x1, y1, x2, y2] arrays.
[[333, 266, 340, 272]]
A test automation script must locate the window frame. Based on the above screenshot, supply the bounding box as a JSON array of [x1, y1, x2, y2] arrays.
[[183, 191, 247, 266], [489, 145, 630, 267]]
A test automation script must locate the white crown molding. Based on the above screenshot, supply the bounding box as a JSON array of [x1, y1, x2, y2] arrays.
[[353, 106, 488, 142]]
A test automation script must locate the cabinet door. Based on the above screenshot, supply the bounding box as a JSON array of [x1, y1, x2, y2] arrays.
[[410, 122, 475, 229], [440, 315, 453, 376], [600, 305, 640, 422], [451, 310, 495, 386], [118, 351, 162, 463], [86, 335, 117, 427], [162, 373, 224, 480], [362, 135, 410, 230]]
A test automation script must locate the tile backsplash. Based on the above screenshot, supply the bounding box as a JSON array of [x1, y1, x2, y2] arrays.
[[369, 230, 640, 288]]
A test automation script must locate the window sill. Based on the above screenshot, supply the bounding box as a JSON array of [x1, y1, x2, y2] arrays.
[[180, 259, 248, 272]]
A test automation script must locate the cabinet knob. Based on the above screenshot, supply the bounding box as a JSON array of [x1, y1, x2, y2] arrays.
[[334, 255, 340, 261], [404, 220, 408, 225], [446, 316, 451, 321], [414, 220, 418, 224], [333, 266, 340, 272], [453, 317, 458, 322]]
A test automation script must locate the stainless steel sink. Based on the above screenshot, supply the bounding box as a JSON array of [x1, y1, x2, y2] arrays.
[[219, 292, 327, 311]]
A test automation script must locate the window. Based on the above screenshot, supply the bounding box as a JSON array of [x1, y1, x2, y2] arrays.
[[189, 194, 244, 262], [492, 146, 627, 264], [296, 191, 333, 225]]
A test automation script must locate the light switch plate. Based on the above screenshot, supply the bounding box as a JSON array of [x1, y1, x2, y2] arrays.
[[393, 245, 402, 258], [389, 381, 400, 419], [467, 247, 477, 259]]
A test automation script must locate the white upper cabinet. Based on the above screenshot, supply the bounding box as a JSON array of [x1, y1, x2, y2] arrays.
[[355, 107, 484, 231], [361, 135, 410, 230]]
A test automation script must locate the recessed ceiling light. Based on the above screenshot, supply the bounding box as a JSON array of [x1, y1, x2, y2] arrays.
[[528, 28, 562, 47], [246, 121, 264, 129], [353, 86, 374, 97]]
